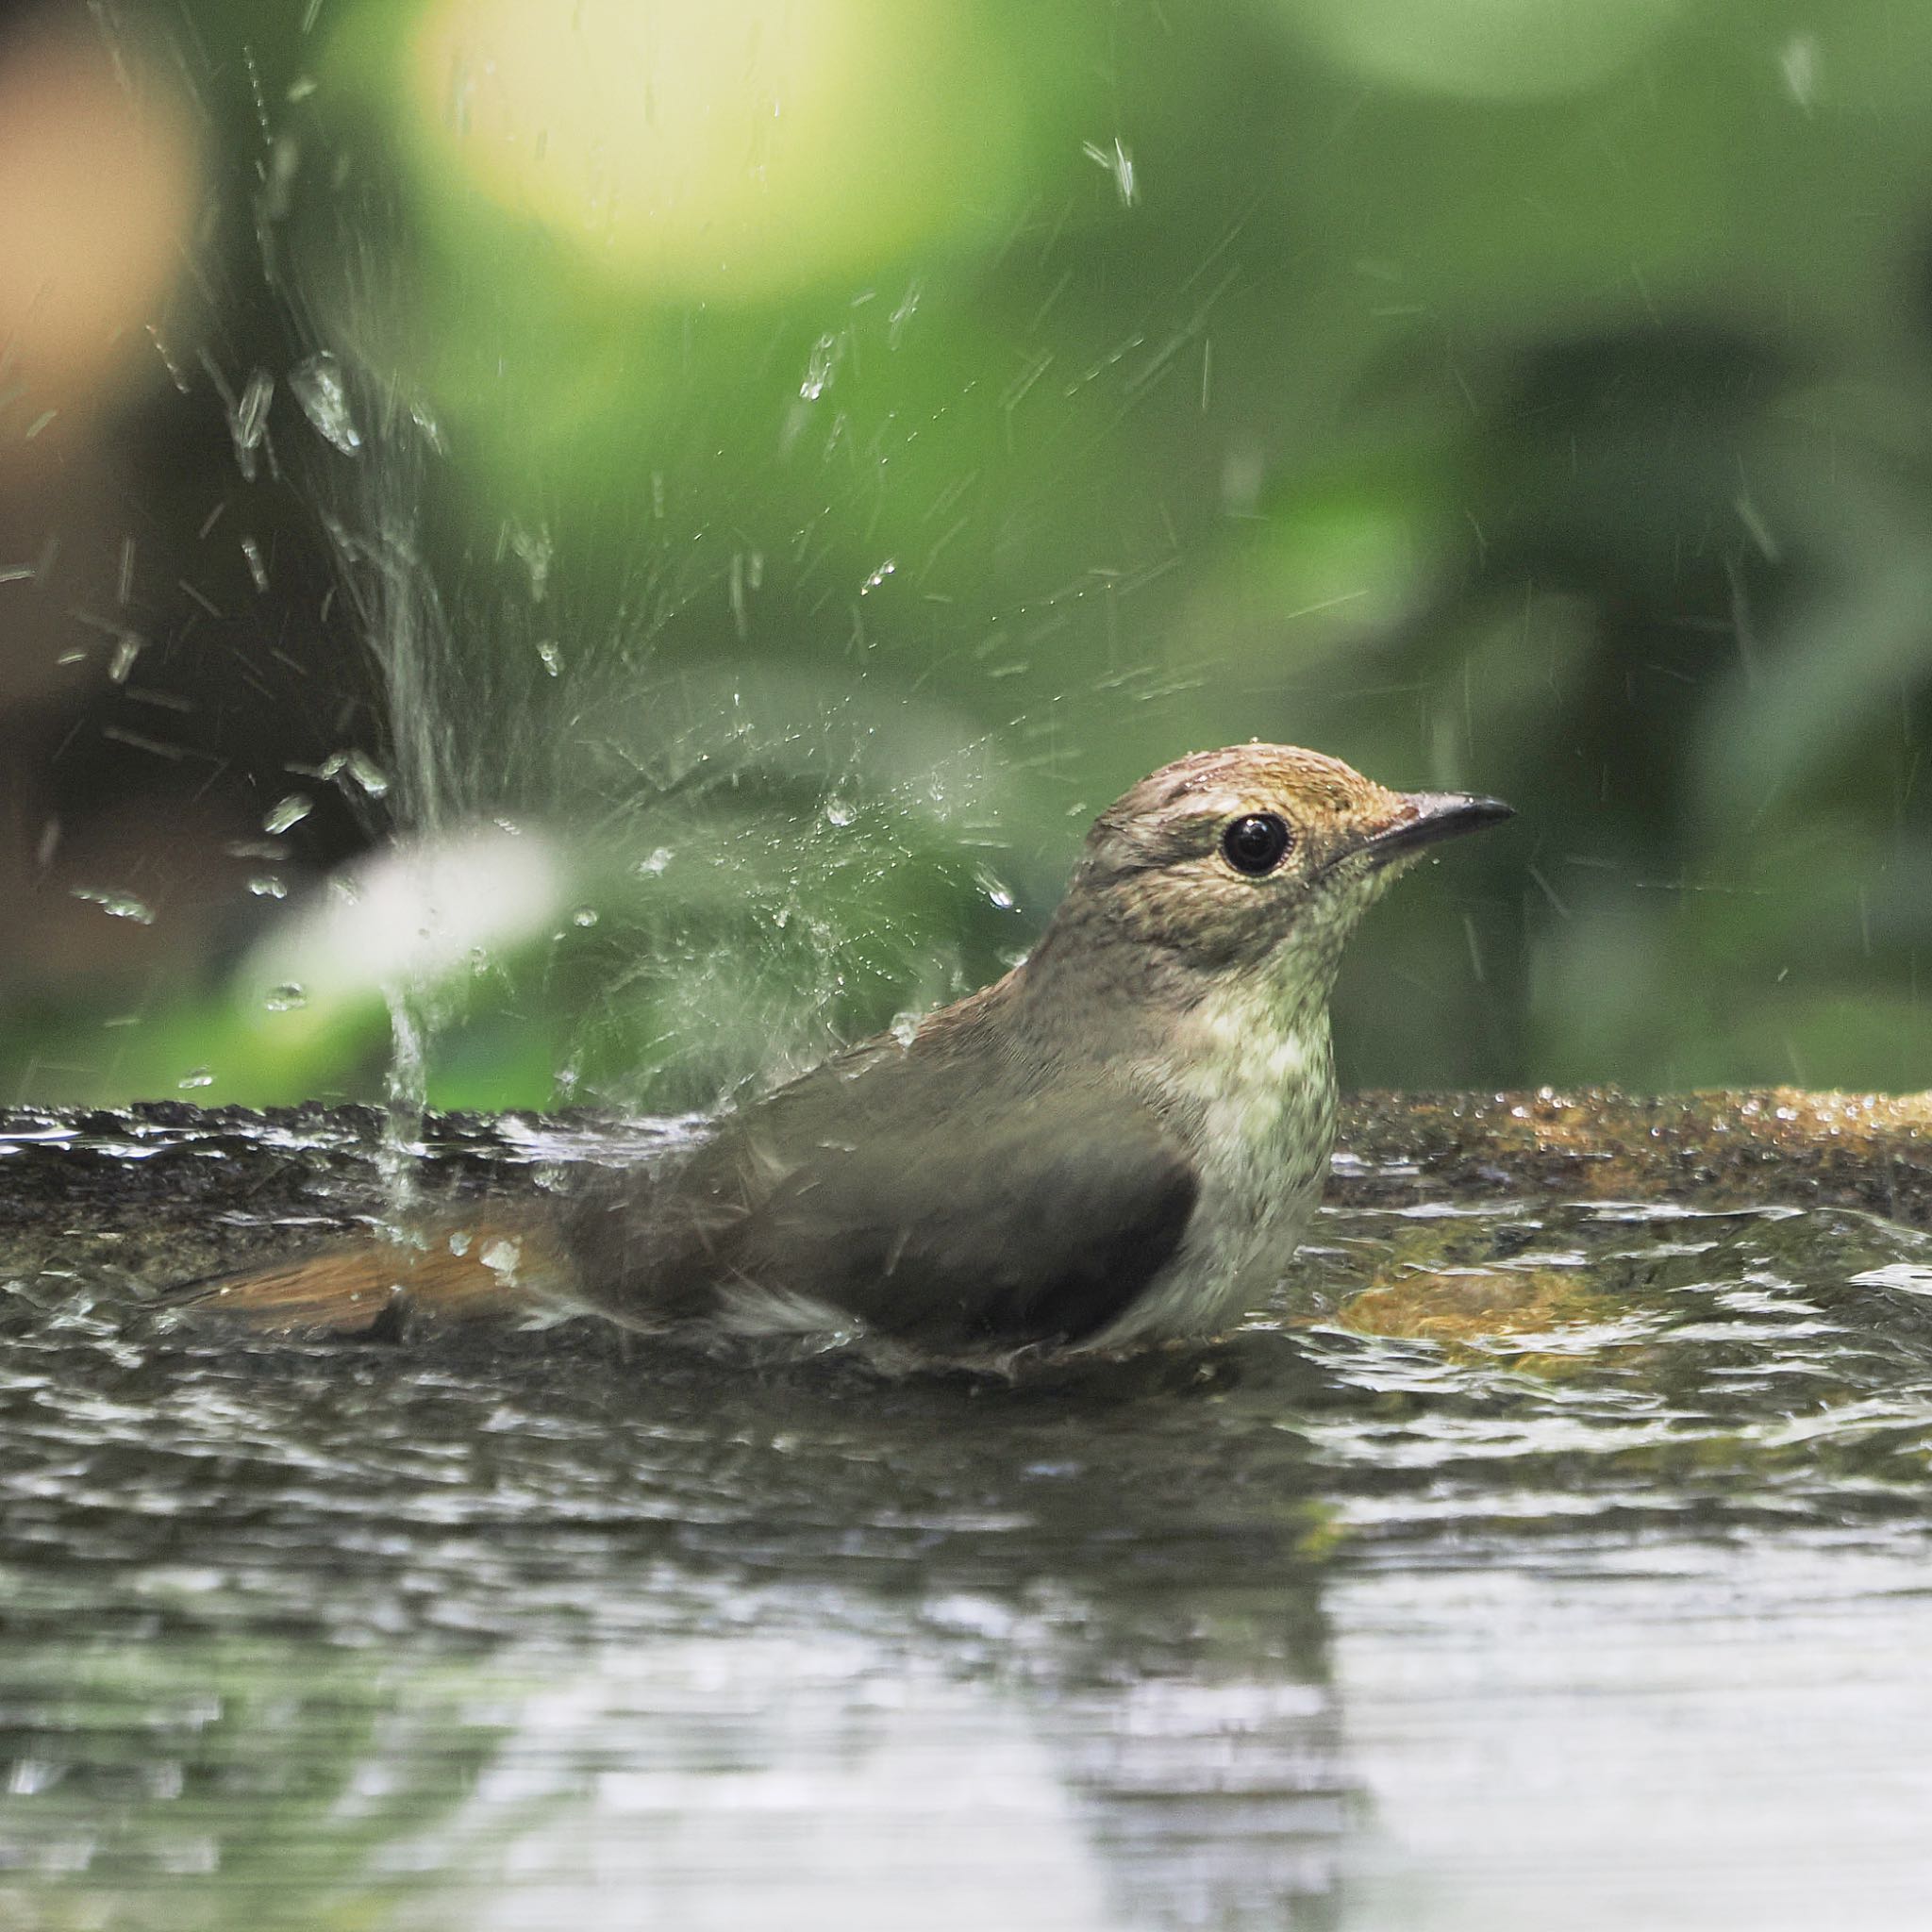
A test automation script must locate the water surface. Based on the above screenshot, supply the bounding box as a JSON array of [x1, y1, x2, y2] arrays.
[[4, 1108, 1931, 1930]]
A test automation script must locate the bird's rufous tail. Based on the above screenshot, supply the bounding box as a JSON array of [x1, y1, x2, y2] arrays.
[[179, 1208, 575, 1338]]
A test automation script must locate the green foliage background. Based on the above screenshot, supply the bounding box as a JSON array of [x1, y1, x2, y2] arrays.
[[13, 0, 1932, 1107]]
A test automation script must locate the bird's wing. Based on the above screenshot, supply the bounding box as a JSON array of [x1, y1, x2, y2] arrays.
[[601, 1060, 1202, 1353]]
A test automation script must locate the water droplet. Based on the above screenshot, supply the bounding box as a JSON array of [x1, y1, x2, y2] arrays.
[[890, 1010, 921, 1047], [107, 631, 146, 684], [859, 558, 897, 595], [974, 865, 1016, 910], [241, 537, 269, 592], [888, 280, 923, 349], [407, 398, 446, 456], [288, 351, 362, 455], [636, 846, 673, 876], [479, 1237, 522, 1281], [341, 750, 390, 799], [800, 332, 839, 400], [71, 887, 156, 924], [823, 796, 857, 828], [247, 874, 288, 899], [1082, 136, 1138, 207], [177, 1067, 215, 1090], [728, 552, 752, 638], [571, 906, 599, 927], [263, 793, 312, 835], [508, 522, 552, 602], [263, 983, 308, 1012], [536, 640, 562, 677], [229, 370, 275, 480]]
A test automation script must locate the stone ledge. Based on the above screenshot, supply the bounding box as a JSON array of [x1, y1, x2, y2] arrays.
[[1333, 1088, 1932, 1228]]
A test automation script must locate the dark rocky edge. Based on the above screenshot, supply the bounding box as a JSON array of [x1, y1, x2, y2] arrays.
[[1333, 1088, 1932, 1230]]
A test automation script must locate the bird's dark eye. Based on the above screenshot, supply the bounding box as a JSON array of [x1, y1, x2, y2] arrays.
[[1221, 812, 1293, 875]]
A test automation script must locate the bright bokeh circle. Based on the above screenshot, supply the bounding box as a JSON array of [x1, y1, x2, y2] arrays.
[[408, 0, 1026, 300]]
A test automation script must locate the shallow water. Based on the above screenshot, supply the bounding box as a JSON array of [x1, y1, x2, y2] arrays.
[[5, 1110, 1932, 1930]]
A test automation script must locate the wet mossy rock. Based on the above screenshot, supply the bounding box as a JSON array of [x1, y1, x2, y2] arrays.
[[0, 1091, 1926, 1318], [1333, 1089, 1932, 1228]]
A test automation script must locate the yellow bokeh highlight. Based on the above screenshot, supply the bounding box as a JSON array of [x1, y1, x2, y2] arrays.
[[409, 0, 1023, 300]]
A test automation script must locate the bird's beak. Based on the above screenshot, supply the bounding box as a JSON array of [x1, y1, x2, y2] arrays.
[[1357, 791, 1514, 866]]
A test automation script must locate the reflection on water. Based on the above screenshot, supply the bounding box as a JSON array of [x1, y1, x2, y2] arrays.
[[4, 1111, 1932, 1929]]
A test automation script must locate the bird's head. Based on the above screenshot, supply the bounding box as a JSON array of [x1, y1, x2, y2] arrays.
[[1048, 743, 1511, 991]]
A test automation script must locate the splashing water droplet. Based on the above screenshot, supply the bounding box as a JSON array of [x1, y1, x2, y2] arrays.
[[229, 370, 275, 480], [1081, 136, 1138, 207], [289, 351, 363, 455], [974, 865, 1017, 911], [508, 522, 553, 602], [823, 795, 857, 829], [571, 906, 599, 927], [107, 631, 146, 684], [247, 874, 288, 899], [478, 1237, 522, 1282], [859, 559, 897, 595], [536, 640, 562, 677], [72, 887, 156, 924], [800, 333, 839, 400], [263, 983, 308, 1012], [341, 750, 390, 800], [407, 398, 446, 456], [636, 846, 673, 876], [890, 1009, 921, 1047], [177, 1067, 215, 1090], [263, 793, 313, 835], [241, 537, 269, 593], [888, 279, 923, 349]]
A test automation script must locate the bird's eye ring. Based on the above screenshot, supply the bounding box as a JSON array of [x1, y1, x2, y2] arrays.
[[1221, 812, 1293, 876]]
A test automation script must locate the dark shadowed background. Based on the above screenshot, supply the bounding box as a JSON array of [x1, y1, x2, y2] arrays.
[[6, 0, 1930, 1111]]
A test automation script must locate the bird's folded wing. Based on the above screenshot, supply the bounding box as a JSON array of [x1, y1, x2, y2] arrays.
[[708, 1080, 1202, 1351]]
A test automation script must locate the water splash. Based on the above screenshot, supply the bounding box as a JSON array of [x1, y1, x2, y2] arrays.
[[262, 793, 312, 835], [289, 349, 363, 455], [70, 886, 156, 924], [380, 985, 427, 1219], [227, 369, 275, 480], [800, 333, 840, 400]]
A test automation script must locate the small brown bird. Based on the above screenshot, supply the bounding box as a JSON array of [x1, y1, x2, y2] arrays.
[[195, 745, 1509, 1357]]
